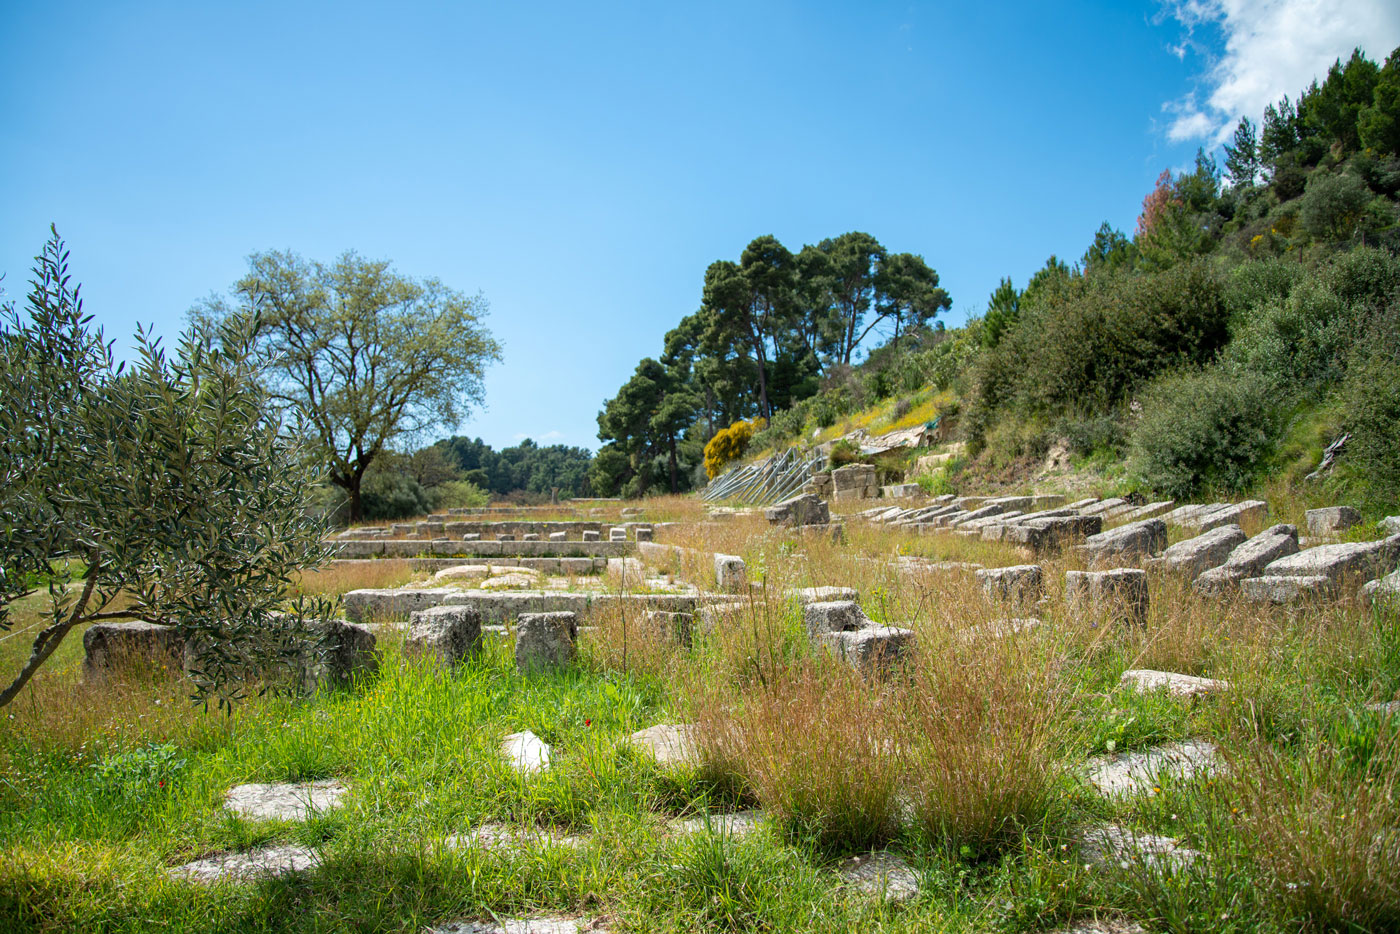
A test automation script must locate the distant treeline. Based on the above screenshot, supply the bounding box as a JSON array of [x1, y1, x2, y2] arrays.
[[433, 436, 593, 499]]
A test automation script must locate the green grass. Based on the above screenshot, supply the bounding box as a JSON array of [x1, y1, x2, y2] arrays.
[[4, 511, 1400, 932]]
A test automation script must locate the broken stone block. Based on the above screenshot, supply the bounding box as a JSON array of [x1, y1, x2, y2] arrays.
[[462, 533, 481, 541], [821, 627, 914, 676], [1078, 824, 1202, 872], [606, 557, 645, 588], [1087, 740, 1222, 796], [1307, 506, 1362, 536], [581, 530, 600, 542], [1005, 515, 1103, 554], [837, 851, 920, 901], [433, 564, 492, 583], [1192, 524, 1300, 594], [1240, 575, 1334, 604], [765, 492, 830, 527], [881, 483, 923, 499], [1361, 568, 1400, 606], [501, 730, 550, 774], [1120, 669, 1228, 697], [521, 533, 540, 542], [629, 723, 698, 767], [976, 564, 1043, 606], [1383, 516, 1400, 536], [224, 779, 348, 821], [300, 619, 378, 693], [497, 534, 515, 542], [406, 605, 482, 665], [1065, 569, 1149, 626], [635, 526, 654, 542], [82, 621, 184, 683], [608, 527, 627, 542], [170, 844, 319, 883], [1147, 524, 1246, 579], [714, 553, 746, 592], [1076, 519, 1167, 565], [791, 586, 859, 604], [802, 600, 868, 637], [1192, 500, 1268, 532], [1261, 534, 1400, 584], [641, 609, 693, 645], [548, 531, 567, 542], [514, 612, 577, 672]]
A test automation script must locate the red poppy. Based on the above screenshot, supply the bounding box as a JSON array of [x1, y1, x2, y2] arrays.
[[584, 719, 592, 727]]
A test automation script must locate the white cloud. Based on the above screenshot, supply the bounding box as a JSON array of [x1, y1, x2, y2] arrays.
[[1161, 0, 1400, 146]]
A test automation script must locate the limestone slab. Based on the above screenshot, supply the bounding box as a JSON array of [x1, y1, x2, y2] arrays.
[[1078, 824, 1202, 872], [170, 844, 318, 883], [502, 730, 550, 774], [1087, 739, 1219, 797], [837, 851, 920, 901], [224, 779, 348, 821], [629, 723, 698, 767], [1120, 669, 1228, 697]]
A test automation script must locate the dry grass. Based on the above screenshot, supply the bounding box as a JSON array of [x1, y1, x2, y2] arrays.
[[292, 559, 421, 596]]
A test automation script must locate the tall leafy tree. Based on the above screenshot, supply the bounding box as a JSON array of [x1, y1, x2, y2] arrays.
[[812, 231, 885, 365], [981, 276, 1021, 348], [702, 235, 796, 421], [870, 251, 951, 351], [1359, 46, 1400, 155], [196, 250, 502, 520]]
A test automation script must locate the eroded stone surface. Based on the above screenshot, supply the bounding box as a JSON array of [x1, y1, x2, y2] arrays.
[[630, 723, 698, 767], [803, 600, 868, 637], [446, 822, 584, 851], [1049, 919, 1147, 934], [1240, 574, 1333, 604], [976, 564, 1043, 605], [1065, 569, 1149, 626], [515, 612, 577, 672], [224, 779, 348, 821], [407, 605, 482, 665], [1192, 524, 1300, 594], [1149, 524, 1246, 579], [1120, 669, 1228, 698], [170, 844, 318, 883], [837, 851, 920, 901], [821, 627, 914, 676], [671, 809, 766, 836], [1087, 740, 1219, 797], [433, 565, 492, 583], [1078, 824, 1202, 871], [1306, 506, 1362, 536]]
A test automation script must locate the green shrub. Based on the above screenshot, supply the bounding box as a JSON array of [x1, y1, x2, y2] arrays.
[[1341, 307, 1400, 509], [1300, 170, 1372, 241], [1128, 366, 1281, 497]]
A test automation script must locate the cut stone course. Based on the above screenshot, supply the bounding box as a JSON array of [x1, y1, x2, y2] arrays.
[[224, 779, 348, 821], [515, 612, 577, 671], [1361, 568, 1400, 606], [1260, 534, 1400, 584], [549, 531, 567, 542], [1065, 569, 1149, 625], [765, 493, 830, 527], [581, 530, 600, 542], [1240, 575, 1333, 604]]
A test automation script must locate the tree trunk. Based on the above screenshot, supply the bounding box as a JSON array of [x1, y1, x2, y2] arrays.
[[668, 435, 679, 493]]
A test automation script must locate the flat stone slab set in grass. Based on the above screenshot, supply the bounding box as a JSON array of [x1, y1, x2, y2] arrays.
[[1087, 740, 1221, 798], [427, 916, 601, 934], [836, 851, 921, 901], [1120, 669, 1228, 697], [1078, 824, 1202, 872], [330, 539, 636, 559], [224, 779, 349, 821], [171, 844, 320, 884]]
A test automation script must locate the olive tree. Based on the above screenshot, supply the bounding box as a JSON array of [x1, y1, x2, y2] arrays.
[[196, 250, 503, 521], [0, 230, 336, 709]]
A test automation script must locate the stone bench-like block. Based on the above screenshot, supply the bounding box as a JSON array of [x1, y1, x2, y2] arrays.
[[582, 530, 601, 542], [224, 779, 347, 822], [515, 612, 577, 672], [82, 621, 185, 683], [1306, 506, 1362, 536], [548, 531, 567, 542], [1147, 524, 1246, 579], [803, 600, 868, 637], [1077, 519, 1167, 565], [406, 605, 482, 665], [977, 564, 1043, 606], [1240, 575, 1333, 604], [821, 627, 914, 677], [714, 553, 746, 592], [1065, 569, 1149, 626]]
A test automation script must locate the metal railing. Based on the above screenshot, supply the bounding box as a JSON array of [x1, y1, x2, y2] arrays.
[[701, 447, 826, 506]]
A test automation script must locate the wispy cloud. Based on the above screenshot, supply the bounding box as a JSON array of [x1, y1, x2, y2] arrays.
[[1160, 0, 1400, 147]]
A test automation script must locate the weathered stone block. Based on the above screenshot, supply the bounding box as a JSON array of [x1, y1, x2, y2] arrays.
[[821, 627, 914, 676], [1261, 534, 1400, 584], [514, 612, 577, 672], [406, 605, 482, 665], [82, 621, 184, 682], [1306, 506, 1362, 536], [791, 586, 859, 604], [1240, 575, 1333, 604], [641, 610, 693, 646], [635, 526, 654, 542], [1065, 569, 1149, 625], [1148, 524, 1246, 579], [1361, 568, 1400, 606], [765, 492, 830, 528], [803, 600, 868, 637], [1006, 515, 1103, 553], [977, 564, 1044, 606], [1192, 523, 1300, 594], [301, 619, 378, 693], [609, 527, 627, 542], [630, 723, 698, 767], [581, 530, 600, 542], [1120, 669, 1228, 697], [881, 483, 922, 499], [714, 553, 746, 591], [548, 531, 568, 542], [1076, 519, 1167, 565], [501, 730, 550, 774]]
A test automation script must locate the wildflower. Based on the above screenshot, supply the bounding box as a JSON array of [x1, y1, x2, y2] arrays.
[[158, 780, 166, 788], [584, 718, 592, 727]]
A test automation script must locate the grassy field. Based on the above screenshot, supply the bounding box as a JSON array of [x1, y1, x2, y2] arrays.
[[2, 507, 1399, 932]]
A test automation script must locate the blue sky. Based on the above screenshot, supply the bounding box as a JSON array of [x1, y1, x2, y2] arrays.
[[3, 1, 1397, 452]]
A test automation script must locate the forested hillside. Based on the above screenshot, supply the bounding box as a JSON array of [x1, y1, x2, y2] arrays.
[[597, 46, 1400, 513]]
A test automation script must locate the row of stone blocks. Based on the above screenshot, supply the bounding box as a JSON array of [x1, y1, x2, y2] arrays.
[[329, 539, 638, 558]]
